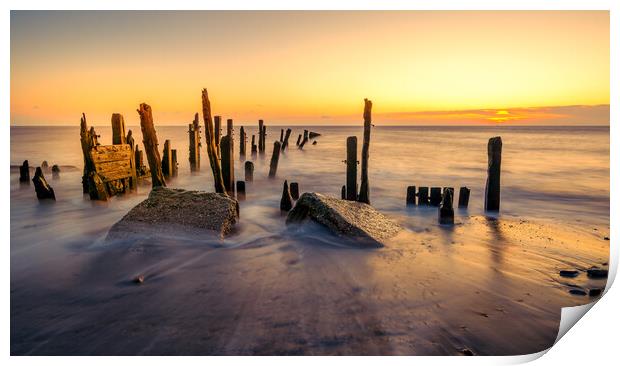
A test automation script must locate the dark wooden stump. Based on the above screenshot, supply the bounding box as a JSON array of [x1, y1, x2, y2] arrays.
[[418, 187, 429, 205], [439, 188, 454, 225], [443, 187, 454, 206], [282, 128, 292, 151], [406, 186, 416, 206], [430, 187, 442, 206], [258, 120, 265, 153], [358, 98, 372, 204], [138, 103, 166, 188], [19, 160, 30, 183], [80, 113, 98, 193], [171, 149, 178, 177], [236, 181, 246, 201], [245, 161, 254, 182], [268, 141, 281, 178], [280, 128, 284, 142], [280, 180, 293, 212], [220, 135, 235, 196], [41, 160, 50, 173], [458, 187, 471, 208], [485, 136, 502, 211], [202, 89, 226, 194], [296, 134, 302, 146], [341, 185, 346, 199], [346, 136, 358, 201], [111, 113, 126, 145], [290, 182, 299, 200], [161, 139, 172, 177], [52, 164, 60, 179], [251, 135, 257, 156], [309, 131, 321, 139], [32, 167, 55, 200], [240, 126, 246, 157]]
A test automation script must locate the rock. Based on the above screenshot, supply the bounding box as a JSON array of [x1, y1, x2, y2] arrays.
[[286, 192, 401, 248], [589, 288, 603, 297], [107, 187, 239, 240], [604, 236, 609, 241], [569, 289, 587, 296], [19, 160, 30, 183], [459, 348, 475, 356], [559, 270, 579, 278], [32, 167, 56, 200], [587, 268, 608, 279], [133, 275, 145, 284]]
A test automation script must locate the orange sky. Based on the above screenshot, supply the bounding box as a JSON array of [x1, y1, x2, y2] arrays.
[[10, 11, 609, 126]]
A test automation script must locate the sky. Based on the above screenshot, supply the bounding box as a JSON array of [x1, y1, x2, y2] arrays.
[[10, 11, 609, 126]]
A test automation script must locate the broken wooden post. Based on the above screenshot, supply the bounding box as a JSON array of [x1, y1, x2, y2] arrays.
[[137, 103, 166, 188], [438, 188, 454, 225], [282, 128, 292, 151], [430, 187, 442, 206], [298, 134, 309, 149], [261, 125, 267, 153], [251, 135, 257, 156], [303, 129, 308, 141], [32, 167, 55, 200], [239, 126, 246, 157], [406, 186, 416, 206], [19, 160, 30, 183], [280, 180, 293, 212], [202, 89, 226, 195], [458, 187, 471, 208], [280, 129, 284, 142], [80, 113, 98, 193], [418, 187, 429, 205], [290, 182, 300, 200], [126, 129, 137, 189], [358, 98, 372, 204], [444, 187, 455, 206], [245, 161, 254, 182], [171, 149, 178, 177], [126, 130, 135, 149], [220, 135, 235, 196], [268, 141, 281, 178], [258, 120, 265, 153], [309, 131, 321, 139], [111, 113, 126, 145], [236, 181, 246, 201], [346, 136, 358, 201], [296, 134, 302, 146], [341, 185, 346, 199], [161, 139, 172, 177], [188, 113, 201, 171], [214, 115, 222, 157], [485, 136, 502, 211], [51, 165, 60, 179]]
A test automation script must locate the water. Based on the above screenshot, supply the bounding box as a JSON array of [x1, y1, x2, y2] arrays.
[[10, 125, 610, 355]]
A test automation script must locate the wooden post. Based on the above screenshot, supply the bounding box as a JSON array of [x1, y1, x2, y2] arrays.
[[438, 188, 454, 225], [418, 187, 429, 205], [126, 129, 137, 189], [79, 114, 97, 193], [280, 129, 284, 142], [220, 135, 235, 196], [251, 135, 257, 156], [161, 139, 172, 177], [239, 126, 246, 157], [268, 141, 281, 178], [458, 187, 471, 208], [303, 129, 308, 141], [214, 115, 222, 157], [41, 161, 50, 173], [32, 167, 55, 200], [245, 161, 254, 182], [126, 130, 135, 149], [111, 113, 126, 145], [346, 136, 357, 201], [19, 160, 30, 183], [296, 134, 302, 146], [282, 128, 292, 151], [202, 89, 226, 195], [52, 165, 60, 179], [137, 103, 166, 188], [280, 180, 293, 212], [188, 113, 201, 171], [430, 187, 442, 206], [444, 187, 454, 206], [485, 136, 502, 211], [258, 120, 265, 153], [261, 125, 267, 153], [298, 135, 309, 149], [358, 98, 372, 204], [290, 182, 300, 200], [406, 186, 416, 206], [135, 144, 144, 177], [341, 185, 346, 199], [171, 149, 178, 177], [236, 181, 246, 201]]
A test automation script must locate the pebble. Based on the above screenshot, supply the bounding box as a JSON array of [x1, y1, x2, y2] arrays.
[[589, 288, 603, 297], [587, 268, 608, 279], [569, 289, 587, 296], [559, 270, 579, 278], [133, 275, 145, 284]]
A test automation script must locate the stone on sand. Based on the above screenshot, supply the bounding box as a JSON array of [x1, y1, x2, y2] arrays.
[[286, 192, 401, 248], [107, 187, 239, 240]]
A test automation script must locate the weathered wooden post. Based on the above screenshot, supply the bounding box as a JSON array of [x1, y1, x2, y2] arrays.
[[258, 120, 265, 153], [298, 134, 309, 149], [126, 130, 135, 149], [138, 103, 166, 188], [458, 187, 471, 208], [214, 115, 222, 156], [236, 181, 246, 201], [126, 129, 137, 189], [296, 134, 302, 146], [32, 167, 55, 200], [358, 98, 372, 204], [161, 139, 172, 177], [261, 125, 267, 153], [220, 135, 235, 196], [188, 113, 201, 171], [80, 113, 98, 193], [341, 185, 346, 199], [280, 129, 284, 142], [19, 160, 30, 183], [268, 141, 281, 178], [444, 187, 455, 206], [280, 180, 293, 212], [41, 161, 50, 173], [438, 188, 454, 225], [111, 113, 126, 145], [245, 161, 254, 182], [406, 186, 416, 206], [290, 182, 300, 200], [202, 89, 226, 195], [418, 187, 429, 205], [51, 165, 60, 179], [485, 136, 502, 211], [430, 187, 442, 206], [251, 135, 257, 156], [171, 149, 178, 177], [346, 136, 358, 201], [239, 126, 246, 157], [282, 128, 292, 151]]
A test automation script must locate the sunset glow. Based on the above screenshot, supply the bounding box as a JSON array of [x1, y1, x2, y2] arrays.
[[10, 11, 609, 125]]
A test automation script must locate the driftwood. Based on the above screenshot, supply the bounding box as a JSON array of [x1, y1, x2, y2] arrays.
[[245, 161, 254, 182], [214, 115, 222, 157], [161, 139, 172, 177], [430, 187, 442, 206], [439, 188, 454, 225], [202, 89, 226, 195], [111, 113, 126, 145], [458, 187, 471, 208], [280, 180, 293, 212], [32, 167, 55, 200], [188, 113, 201, 171], [281, 128, 292, 151], [358, 99, 372, 204], [19, 160, 30, 183], [346, 136, 358, 201], [220, 135, 235, 196], [138, 103, 166, 188], [290, 182, 300, 200], [485, 137, 502, 211], [268, 141, 281, 178], [406, 186, 416, 206], [418, 187, 429, 205], [236, 181, 246, 201]]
